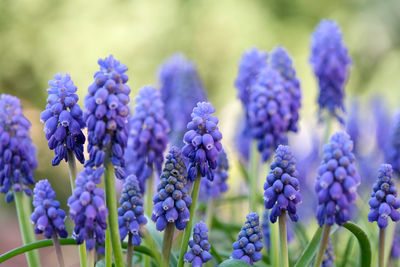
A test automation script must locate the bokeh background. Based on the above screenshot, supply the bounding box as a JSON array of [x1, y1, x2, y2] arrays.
[[1, 0, 400, 266]]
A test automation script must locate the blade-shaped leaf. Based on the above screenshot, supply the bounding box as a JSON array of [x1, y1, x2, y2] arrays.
[[343, 222, 372, 267], [218, 258, 252, 267]]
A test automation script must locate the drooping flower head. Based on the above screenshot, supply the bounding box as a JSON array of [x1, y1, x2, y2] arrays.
[[40, 73, 86, 166], [231, 212, 263, 266], [125, 86, 169, 191], [118, 175, 147, 246], [183, 222, 212, 267], [68, 167, 108, 250], [0, 94, 37, 202], [368, 164, 400, 228], [310, 20, 351, 123], [152, 147, 192, 231], [264, 145, 301, 223], [315, 132, 360, 226], [159, 53, 207, 147], [386, 113, 400, 177], [83, 55, 130, 179], [261, 210, 294, 249], [182, 102, 223, 181], [31, 179, 68, 239]]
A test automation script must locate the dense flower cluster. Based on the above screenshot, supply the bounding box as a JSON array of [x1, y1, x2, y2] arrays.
[[261, 211, 293, 249], [310, 20, 351, 123], [368, 164, 400, 228], [40, 73, 86, 166], [68, 167, 108, 250], [315, 132, 360, 226], [118, 175, 147, 246], [125, 86, 169, 191], [264, 145, 301, 223], [152, 147, 192, 231], [386, 113, 400, 176], [31, 180, 68, 238], [346, 100, 360, 153], [159, 54, 207, 147], [83, 55, 130, 179], [182, 102, 223, 181], [231, 212, 263, 265], [183, 222, 212, 266], [234, 117, 252, 162], [0, 94, 37, 202]]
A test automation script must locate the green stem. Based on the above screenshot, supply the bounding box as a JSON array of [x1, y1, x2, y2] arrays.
[[14, 192, 40, 267], [279, 214, 289, 267], [205, 198, 216, 231], [52, 234, 65, 267], [323, 115, 332, 144], [249, 140, 259, 212], [379, 228, 385, 267], [270, 219, 279, 267], [126, 233, 134, 267], [104, 159, 124, 267], [314, 224, 331, 267], [162, 223, 175, 265], [87, 248, 95, 267], [105, 229, 112, 267], [177, 173, 201, 267], [144, 169, 154, 267]]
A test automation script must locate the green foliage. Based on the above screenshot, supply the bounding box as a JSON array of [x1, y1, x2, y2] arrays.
[[218, 259, 252, 267]]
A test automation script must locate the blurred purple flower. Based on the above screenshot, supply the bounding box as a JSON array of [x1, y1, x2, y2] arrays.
[[184, 222, 212, 266]]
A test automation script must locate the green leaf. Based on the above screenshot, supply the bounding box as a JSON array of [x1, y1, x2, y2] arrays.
[[343, 222, 372, 267], [210, 243, 224, 264], [294, 227, 322, 267], [339, 236, 354, 267], [218, 258, 252, 267]]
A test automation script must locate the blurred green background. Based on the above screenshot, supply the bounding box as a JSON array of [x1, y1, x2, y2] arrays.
[[1, 0, 400, 266]]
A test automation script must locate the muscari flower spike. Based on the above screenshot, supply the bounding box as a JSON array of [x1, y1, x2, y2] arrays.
[[68, 167, 108, 250], [83, 55, 130, 179], [118, 175, 147, 245], [31, 179, 68, 239], [231, 212, 263, 266], [315, 132, 360, 226], [125, 86, 169, 192], [310, 19, 351, 123], [40, 73, 86, 166], [159, 53, 207, 147], [182, 102, 223, 181], [234, 117, 251, 162], [313, 239, 335, 267], [152, 146, 192, 231], [261, 211, 294, 249], [386, 113, 400, 176], [183, 222, 212, 267], [0, 94, 37, 202], [368, 164, 400, 228]]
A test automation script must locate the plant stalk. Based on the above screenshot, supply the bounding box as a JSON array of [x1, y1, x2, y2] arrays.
[[379, 228, 386, 267], [323, 115, 332, 144], [279, 214, 289, 267], [144, 168, 154, 267], [52, 234, 65, 267], [314, 224, 331, 267], [162, 222, 175, 265], [87, 248, 95, 267], [205, 198, 216, 231], [270, 219, 280, 267], [105, 229, 112, 267], [126, 233, 134, 267], [249, 140, 259, 212]]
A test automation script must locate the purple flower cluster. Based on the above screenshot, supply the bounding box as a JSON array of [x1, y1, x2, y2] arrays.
[[159, 53, 207, 147], [152, 147, 192, 231], [68, 167, 108, 250], [182, 102, 223, 181], [346, 99, 360, 153], [31, 180, 68, 238], [264, 145, 301, 223], [234, 117, 251, 162], [315, 132, 360, 226], [261, 211, 293, 249], [386, 113, 400, 176], [310, 20, 351, 123], [0, 94, 37, 202], [40, 73, 86, 166], [83, 55, 130, 179], [118, 175, 147, 246], [183, 222, 212, 266], [368, 164, 400, 228], [314, 239, 334, 267], [231, 212, 263, 265]]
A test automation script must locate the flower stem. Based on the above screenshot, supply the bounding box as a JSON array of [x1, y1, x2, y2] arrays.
[[269, 219, 279, 267], [379, 228, 386, 267], [104, 158, 124, 267], [323, 115, 332, 144], [249, 140, 259, 212], [314, 224, 331, 267], [177, 173, 201, 267], [205, 198, 216, 231], [105, 229, 112, 267], [162, 222, 175, 265], [126, 233, 134, 267], [279, 214, 289, 267], [52, 234, 65, 267], [87, 248, 95, 267], [144, 168, 154, 267], [14, 192, 40, 267]]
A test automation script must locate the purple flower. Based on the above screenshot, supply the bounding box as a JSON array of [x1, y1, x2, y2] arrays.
[[182, 102, 223, 181], [118, 175, 147, 246], [310, 20, 351, 123], [183, 222, 212, 266], [264, 145, 301, 223], [385, 113, 400, 176], [346, 99, 360, 154], [31, 180, 68, 239], [68, 167, 108, 250], [83, 55, 130, 179], [391, 225, 400, 259], [234, 116, 251, 163], [313, 239, 334, 267], [231, 212, 263, 266], [315, 132, 360, 226], [261, 211, 293, 249], [125, 86, 169, 192], [368, 164, 400, 228], [152, 147, 192, 231], [40, 73, 86, 166], [0, 94, 37, 202], [371, 96, 390, 152], [159, 53, 207, 147]]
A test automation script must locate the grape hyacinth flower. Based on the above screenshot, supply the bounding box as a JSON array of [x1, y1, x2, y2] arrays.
[[313, 239, 335, 267], [346, 99, 360, 154], [118, 175, 147, 245], [310, 20, 351, 123], [40, 73, 86, 166], [0, 94, 37, 202], [234, 117, 251, 162], [159, 53, 207, 147], [68, 167, 108, 250], [182, 102, 223, 181], [386, 113, 400, 176], [183, 222, 212, 267], [315, 132, 360, 226], [231, 212, 263, 265], [31, 180, 68, 238], [152, 147, 192, 231], [391, 226, 400, 259], [368, 164, 400, 228], [83, 55, 130, 179]]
